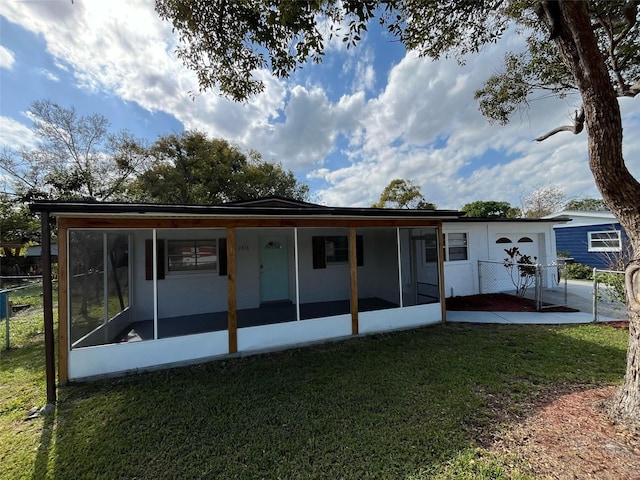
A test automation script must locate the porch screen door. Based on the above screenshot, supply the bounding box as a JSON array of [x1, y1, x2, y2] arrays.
[[259, 236, 289, 303]]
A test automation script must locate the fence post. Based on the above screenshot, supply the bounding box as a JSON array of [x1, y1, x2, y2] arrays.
[[2, 291, 9, 350], [535, 264, 541, 311], [592, 267, 598, 323]]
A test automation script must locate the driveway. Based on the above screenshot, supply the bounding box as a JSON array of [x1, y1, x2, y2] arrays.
[[535, 279, 627, 322]]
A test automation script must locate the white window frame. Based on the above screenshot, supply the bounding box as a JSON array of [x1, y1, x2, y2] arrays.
[[167, 239, 218, 273], [587, 230, 621, 252], [443, 232, 469, 262]]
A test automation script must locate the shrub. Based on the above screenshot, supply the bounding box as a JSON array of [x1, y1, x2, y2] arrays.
[[595, 271, 626, 303], [565, 263, 593, 280]]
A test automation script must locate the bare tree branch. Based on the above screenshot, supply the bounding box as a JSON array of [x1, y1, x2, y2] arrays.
[[535, 107, 585, 142]]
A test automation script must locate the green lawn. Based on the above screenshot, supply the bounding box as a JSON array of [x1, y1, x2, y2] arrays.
[[0, 296, 629, 479]]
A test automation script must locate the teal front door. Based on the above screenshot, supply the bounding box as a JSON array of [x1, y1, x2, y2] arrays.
[[259, 236, 289, 303]]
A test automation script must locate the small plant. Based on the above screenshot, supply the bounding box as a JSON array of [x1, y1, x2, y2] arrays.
[[503, 247, 537, 297]]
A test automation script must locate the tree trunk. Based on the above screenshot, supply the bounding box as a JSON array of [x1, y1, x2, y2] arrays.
[[551, 1, 640, 430]]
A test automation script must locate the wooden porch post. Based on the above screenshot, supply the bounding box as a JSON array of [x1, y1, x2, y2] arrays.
[[41, 212, 56, 405], [349, 227, 359, 335], [226, 227, 237, 353], [57, 223, 69, 384], [438, 224, 447, 323]]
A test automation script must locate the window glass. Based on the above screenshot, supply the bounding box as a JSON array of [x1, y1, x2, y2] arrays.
[[518, 237, 534, 243], [588, 231, 621, 251], [325, 236, 349, 264], [496, 237, 512, 244], [447, 233, 468, 261], [168, 240, 217, 271]]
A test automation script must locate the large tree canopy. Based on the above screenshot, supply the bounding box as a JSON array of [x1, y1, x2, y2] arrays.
[[0, 100, 147, 202], [372, 178, 436, 209], [129, 130, 309, 204], [461, 200, 518, 218], [157, 0, 640, 430]]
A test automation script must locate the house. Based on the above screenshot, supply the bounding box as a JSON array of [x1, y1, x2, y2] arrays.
[[24, 243, 58, 275], [442, 217, 562, 297], [30, 197, 460, 386], [544, 210, 627, 269], [30, 197, 563, 391]]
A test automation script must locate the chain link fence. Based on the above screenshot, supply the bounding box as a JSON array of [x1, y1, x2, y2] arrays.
[[478, 260, 569, 311], [593, 268, 627, 322]]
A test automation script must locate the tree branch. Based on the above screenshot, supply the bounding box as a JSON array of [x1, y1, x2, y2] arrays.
[[535, 107, 585, 141]]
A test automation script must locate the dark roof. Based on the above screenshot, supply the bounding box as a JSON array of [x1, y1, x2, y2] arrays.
[[29, 199, 462, 219], [220, 196, 323, 208], [444, 216, 570, 223]]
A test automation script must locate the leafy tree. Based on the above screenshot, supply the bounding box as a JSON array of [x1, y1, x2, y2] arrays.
[[521, 185, 566, 218], [158, 0, 640, 427], [0, 100, 147, 201], [129, 130, 309, 204], [564, 197, 608, 211], [461, 200, 513, 218], [372, 179, 436, 209], [0, 193, 39, 252]]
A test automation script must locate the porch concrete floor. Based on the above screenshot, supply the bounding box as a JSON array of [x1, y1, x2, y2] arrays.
[[119, 297, 400, 342]]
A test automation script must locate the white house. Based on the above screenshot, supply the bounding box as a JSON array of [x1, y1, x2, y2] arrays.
[[30, 197, 563, 391]]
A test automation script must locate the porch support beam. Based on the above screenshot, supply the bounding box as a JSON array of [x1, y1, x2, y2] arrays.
[[41, 211, 56, 405], [396, 228, 403, 308], [294, 228, 300, 322], [226, 227, 237, 353], [349, 227, 358, 335], [61, 218, 442, 230], [438, 226, 447, 322], [57, 224, 69, 384]]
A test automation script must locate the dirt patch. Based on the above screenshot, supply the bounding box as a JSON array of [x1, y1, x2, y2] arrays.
[[492, 386, 640, 480], [446, 293, 579, 313]]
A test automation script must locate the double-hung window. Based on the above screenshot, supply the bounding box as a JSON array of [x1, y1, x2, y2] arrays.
[[443, 232, 468, 262], [167, 239, 218, 272], [588, 230, 621, 252]]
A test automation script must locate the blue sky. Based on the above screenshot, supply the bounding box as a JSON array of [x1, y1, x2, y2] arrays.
[[1, 1, 639, 210]]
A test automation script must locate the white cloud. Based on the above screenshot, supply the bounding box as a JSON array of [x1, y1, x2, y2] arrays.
[[0, 45, 15, 69], [0, 116, 37, 150], [37, 68, 59, 82]]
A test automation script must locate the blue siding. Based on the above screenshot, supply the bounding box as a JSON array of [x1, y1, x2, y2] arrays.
[[555, 223, 625, 269]]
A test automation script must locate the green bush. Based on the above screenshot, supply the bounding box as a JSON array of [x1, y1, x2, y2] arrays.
[[565, 262, 593, 280], [595, 272, 626, 303]]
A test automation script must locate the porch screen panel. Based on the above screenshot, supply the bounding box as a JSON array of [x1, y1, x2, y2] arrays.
[[106, 233, 130, 326], [356, 228, 400, 313], [299, 228, 351, 320], [69, 231, 106, 348], [399, 228, 441, 307]]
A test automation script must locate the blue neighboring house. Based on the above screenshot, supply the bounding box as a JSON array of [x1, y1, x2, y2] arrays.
[[545, 210, 627, 269]]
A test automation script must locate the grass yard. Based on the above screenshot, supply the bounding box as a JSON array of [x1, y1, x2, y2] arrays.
[[0, 292, 629, 479]]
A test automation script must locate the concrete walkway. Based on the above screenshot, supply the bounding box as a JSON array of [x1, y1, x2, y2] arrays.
[[446, 310, 595, 325], [447, 279, 627, 325]]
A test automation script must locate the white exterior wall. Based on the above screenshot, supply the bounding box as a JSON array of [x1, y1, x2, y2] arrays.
[[296, 228, 351, 303], [443, 222, 559, 297]]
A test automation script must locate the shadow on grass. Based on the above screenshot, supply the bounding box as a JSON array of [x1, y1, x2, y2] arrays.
[[43, 323, 627, 479], [31, 412, 55, 480]]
